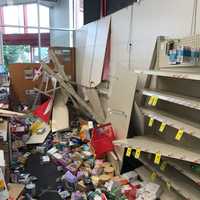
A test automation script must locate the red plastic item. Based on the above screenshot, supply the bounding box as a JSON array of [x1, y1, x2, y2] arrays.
[[91, 123, 115, 158], [32, 98, 53, 123]]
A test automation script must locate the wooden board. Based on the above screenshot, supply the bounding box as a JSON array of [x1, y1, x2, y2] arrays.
[[135, 69, 200, 81], [140, 156, 200, 200], [8, 183, 24, 200], [142, 108, 200, 140], [52, 92, 69, 132], [135, 166, 184, 200], [113, 136, 200, 164], [142, 89, 200, 110], [8, 63, 41, 104], [26, 124, 50, 145], [0, 109, 25, 118]]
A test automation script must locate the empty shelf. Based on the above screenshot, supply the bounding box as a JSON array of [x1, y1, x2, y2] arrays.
[[141, 108, 200, 139], [143, 89, 200, 110], [135, 69, 200, 81], [113, 136, 200, 164], [164, 158, 200, 186], [135, 166, 184, 200], [140, 156, 200, 200]]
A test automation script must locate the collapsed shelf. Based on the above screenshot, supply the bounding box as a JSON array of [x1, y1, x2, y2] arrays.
[[163, 158, 200, 186], [140, 156, 200, 200], [135, 69, 200, 81], [135, 166, 184, 200], [113, 136, 200, 164], [142, 89, 200, 110], [141, 108, 200, 139]]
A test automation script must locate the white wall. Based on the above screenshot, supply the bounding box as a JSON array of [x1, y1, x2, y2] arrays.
[[131, 0, 195, 70], [50, 0, 70, 47], [76, 0, 198, 83]]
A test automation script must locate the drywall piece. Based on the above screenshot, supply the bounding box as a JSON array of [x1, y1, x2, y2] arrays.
[[135, 166, 184, 200], [142, 89, 200, 110], [78, 17, 110, 87], [90, 16, 111, 87], [85, 88, 106, 123], [106, 70, 137, 167], [164, 158, 200, 186], [75, 27, 88, 85], [142, 108, 200, 139], [0, 120, 8, 142], [140, 156, 200, 200], [110, 6, 132, 71], [135, 69, 200, 81], [113, 136, 200, 164], [0, 150, 5, 175], [107, 70, 137, 139], [0, 109, 25, 118], [52, 92, 69, 132], [26, 124, 50, 145], [81, 21, 98, 87]]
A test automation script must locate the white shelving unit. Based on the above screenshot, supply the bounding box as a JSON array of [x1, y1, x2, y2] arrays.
[[114, 35, 200, 197], [135, 166, 184, 200]]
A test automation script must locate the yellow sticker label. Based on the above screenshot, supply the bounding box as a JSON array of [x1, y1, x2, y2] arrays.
[[175, 129, 184, 141], [148, 117, 154, 127], [148, 96, 155, 105], [151, 172, 157, 182], [159, 122, 166, 133], [135, 148, 141, 159], [166, 181, 171, 191], [0, 180, 5, 189], [154, 152, 161, 165], [160, 161, 167, 171], [126, 148, 132, 157], [152, 96, 159, 106]]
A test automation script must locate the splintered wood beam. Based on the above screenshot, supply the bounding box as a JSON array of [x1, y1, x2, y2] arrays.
[[0, 109, 25, 118], [41, 62, 104, 123]]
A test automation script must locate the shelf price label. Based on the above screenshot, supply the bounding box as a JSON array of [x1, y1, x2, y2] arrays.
[[151, 172, 157, 182], [126, 148, 132, 157], [148, 117, 154, 127], [160, 161, 167, 171], [154, 152, 161, 165], [175, 129, 184, 141], [159, 122, 166, 133], [135, 148, 141, 159], [166, 181, 171, 191], [148, 96, 155, 105], [152, 96, 159, 106]]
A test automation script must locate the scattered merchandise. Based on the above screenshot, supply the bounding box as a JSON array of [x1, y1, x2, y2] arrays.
[[168, 45, 200, 65]]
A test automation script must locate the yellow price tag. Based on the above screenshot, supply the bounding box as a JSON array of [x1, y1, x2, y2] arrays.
[[159, 122, 166, 133], [151, 172, 157, 181], [175, 129, 184, 141], [148, 117, 154, 127], [154, 152, 161, 165], [148, 96, 155, 105], [135, 148, 141, 159], [0, 180, 5, 189], [126, 148, 132, 157], [160, 161, 167, 171], [166, 181, 171, 191], [152, 96, 159, 106]]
